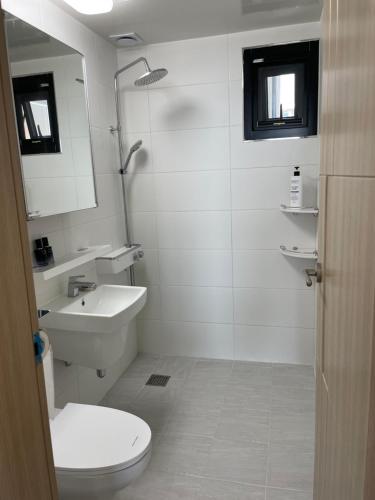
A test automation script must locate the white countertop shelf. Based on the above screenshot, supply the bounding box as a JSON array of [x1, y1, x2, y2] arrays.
[[280, 204, 319, 215], [280, 245, 318, 260], [33, 244, 112, 280]]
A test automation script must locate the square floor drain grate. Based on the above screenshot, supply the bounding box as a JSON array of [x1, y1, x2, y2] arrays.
[[146, 374, 170, 387]]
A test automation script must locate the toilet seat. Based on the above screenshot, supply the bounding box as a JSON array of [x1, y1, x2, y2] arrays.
[[50, 403, 152, 476]]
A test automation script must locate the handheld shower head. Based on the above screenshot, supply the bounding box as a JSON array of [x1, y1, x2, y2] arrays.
[[129, 139, 143, 154], [121, 140, 143, 174]]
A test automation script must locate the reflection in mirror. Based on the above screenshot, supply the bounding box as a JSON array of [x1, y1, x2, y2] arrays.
[[5, 13, 97, 219], [267, 73, 295, 119]]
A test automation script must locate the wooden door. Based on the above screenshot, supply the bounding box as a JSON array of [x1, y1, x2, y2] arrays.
[[314, 0, 375, 499], [0, 10, 58, 500]]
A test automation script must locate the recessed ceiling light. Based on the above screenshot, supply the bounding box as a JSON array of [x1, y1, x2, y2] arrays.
[[62, 0, 113, 15]]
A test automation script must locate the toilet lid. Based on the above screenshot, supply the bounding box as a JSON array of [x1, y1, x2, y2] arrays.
[[50, 403, 152, 474]]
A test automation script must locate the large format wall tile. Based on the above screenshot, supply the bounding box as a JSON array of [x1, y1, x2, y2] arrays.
[[157, 212, 231, 250], [155, 171, 231, 212], [159, 250, 232, 287], [152, 127, 230, 173], [149, 83, 229, 131], [234, 325, 315, 365], [234, 288, 315, 329]]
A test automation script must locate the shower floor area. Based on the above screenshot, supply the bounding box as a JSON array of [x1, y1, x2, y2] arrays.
[[100, 355, 315, 500]]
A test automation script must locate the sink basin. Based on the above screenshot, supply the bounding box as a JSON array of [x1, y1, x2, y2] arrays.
[[40, 285, 147, 371]]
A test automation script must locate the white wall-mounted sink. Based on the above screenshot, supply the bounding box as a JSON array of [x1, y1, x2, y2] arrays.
[[40, 285, 147, 371]]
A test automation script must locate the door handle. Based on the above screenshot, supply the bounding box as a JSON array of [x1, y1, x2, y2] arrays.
[[305, 262, 322, 287]]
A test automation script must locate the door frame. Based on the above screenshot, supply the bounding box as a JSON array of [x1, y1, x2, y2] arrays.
[[0, 8, 57, 499]]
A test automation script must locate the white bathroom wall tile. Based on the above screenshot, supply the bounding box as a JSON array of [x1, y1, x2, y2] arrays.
[[86, 80, 106, 129], [233, 250, 311, 289], [232, 210, 317, 250], [151, 127, 230, 173], [126, 173, 156, 212], [76, 176, 97, 210], [146, 35, 228, 88], [130, 212, 158, 249], [138, 320, 234, 359], [107, 215, 126, 250], [71, 137, 93, 176], [121, 90, 150, 134], [91, 126, 118, 174], [228, 22, 321, 81], [155, 171, 231, 212], [134, 250, 160, 285], [229, 80, 243, 126], [234, 288, 315, 329], [123, 133, 153, 174], [22, 138, 75, 179], [68, 96, 89, 137], [234, 325, 315, 365], [231, 127, 320, 169], [63, 217, 113, 253], [94, 37, 118, 89], [28, 214, 64, 237], [160, 286, 233, 324], [25, 177, 78, 216], [138, 285, 162, 320], [157, 212, 231, 249], [63, 173, 120, 227], [149, 83, 229, 131], [159, 250, 232, 287], [231, 165, 319, 210]]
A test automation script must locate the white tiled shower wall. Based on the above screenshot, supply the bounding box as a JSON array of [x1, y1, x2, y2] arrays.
[[118, 22, 321, 365], [4, 0, 137, 405]]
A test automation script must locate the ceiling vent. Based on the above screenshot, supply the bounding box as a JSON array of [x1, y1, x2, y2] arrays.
[[109, 32, 144, 47]]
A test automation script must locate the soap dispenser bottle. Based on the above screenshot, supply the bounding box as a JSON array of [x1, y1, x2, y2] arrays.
[[290, 166, 303, 208]]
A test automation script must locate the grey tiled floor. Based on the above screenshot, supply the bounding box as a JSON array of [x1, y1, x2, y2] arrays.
[[100, 355, 315, 500]]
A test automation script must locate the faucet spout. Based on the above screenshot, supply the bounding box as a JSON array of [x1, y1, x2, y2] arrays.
[[68, 275, 97, 298]]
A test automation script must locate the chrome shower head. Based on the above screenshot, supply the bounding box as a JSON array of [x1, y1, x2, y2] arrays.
[[135, 67, 168, 86], [121, 140, 143, 174]]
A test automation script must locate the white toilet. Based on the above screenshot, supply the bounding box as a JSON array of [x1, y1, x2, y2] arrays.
[[41, 331, 152, 500]]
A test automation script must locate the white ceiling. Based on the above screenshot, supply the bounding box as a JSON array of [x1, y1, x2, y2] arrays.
[[51, 0, 322, 45]]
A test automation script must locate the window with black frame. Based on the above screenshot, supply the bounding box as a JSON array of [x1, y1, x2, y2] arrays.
[[243, 40, 319, 140], [12, 72, 61, 155]]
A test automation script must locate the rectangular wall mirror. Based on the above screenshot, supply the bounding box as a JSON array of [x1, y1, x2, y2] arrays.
[[4, 12, 97, 219]]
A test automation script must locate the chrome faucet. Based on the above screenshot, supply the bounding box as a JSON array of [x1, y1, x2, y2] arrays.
[[67, 275, 97, 297]]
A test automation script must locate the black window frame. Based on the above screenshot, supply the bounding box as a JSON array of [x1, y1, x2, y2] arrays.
[[12, 72, 61, 155], [243, 40, 319, 140]]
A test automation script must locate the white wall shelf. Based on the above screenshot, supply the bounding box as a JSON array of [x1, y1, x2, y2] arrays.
[[280, 245, 318, 260], [280, 204, 319, 215], [33, 245, 112, 280]]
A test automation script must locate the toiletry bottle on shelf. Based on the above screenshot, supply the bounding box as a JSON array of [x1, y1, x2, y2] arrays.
[[290, 166, 303, 208], [34, 238, 48, 266], [42, 236, 55, 265]]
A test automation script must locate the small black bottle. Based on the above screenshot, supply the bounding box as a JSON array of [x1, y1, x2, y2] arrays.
[[42, 237, 55, 265], [34, 238, 49, 266]]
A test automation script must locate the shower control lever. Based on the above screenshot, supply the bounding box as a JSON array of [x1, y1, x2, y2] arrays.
[[305, 263, 322, 287]]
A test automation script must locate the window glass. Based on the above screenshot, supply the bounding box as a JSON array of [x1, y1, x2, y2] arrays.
[[267, 73, 295, 119]]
